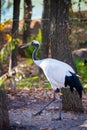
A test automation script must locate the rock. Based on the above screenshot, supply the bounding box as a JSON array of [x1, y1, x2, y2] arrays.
[[72, 48, 87, 61]]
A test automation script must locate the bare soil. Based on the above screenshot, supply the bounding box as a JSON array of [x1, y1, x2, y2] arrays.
[[7, 89, 87, 130]]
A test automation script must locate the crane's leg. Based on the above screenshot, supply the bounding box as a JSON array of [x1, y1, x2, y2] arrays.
[[33, 90, 56, 116], [58, 93, 63, 120], [52, 90, 63, 121]]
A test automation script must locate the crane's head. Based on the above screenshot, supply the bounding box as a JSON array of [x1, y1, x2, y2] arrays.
[[21, 40, 40, 48]]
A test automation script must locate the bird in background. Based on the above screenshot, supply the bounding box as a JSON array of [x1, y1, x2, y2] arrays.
[[21, 40, 83, 120]]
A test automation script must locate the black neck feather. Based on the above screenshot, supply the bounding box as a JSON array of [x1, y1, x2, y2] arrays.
[[32, 46, 39, 60]]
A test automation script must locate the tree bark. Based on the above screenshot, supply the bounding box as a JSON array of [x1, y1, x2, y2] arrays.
[[62, 88, 84, 112], [50, 0, 83, 112], [11, 0, 20, 68], [0, 89, 9, 130], [23, 0, 32, 43], [50, 0, 75, 68], [0, 0, 3, 47], [0, 0, 1, 23], [40, 0, 50, 59]]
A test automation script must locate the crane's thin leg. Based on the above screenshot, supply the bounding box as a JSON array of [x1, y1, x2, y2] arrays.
[[52, 89, 63, 121], [58, 93, 62, 120], [33, 90, 56, 116]]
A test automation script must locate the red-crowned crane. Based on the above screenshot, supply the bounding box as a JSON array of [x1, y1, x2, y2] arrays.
[[21, 40, 83, 120]]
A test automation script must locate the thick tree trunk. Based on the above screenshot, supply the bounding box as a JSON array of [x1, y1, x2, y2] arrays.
[[0, 89, 9, 130], [23, 0, 32, 43], [11, 0, 20, 68], [50, 0, 83, 112], [50, 0, 75, 68]]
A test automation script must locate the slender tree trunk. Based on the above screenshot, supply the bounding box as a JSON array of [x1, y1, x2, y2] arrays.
[[0, 0, 3, 75], [0, 0, 1, 23], [0, 89, 9, 130], [50, 0, 83, 112], [0, 0, 1, 73], [40, 0, 50, 59], [23, 0, 32, 43], [11, 0, 20, 68], [0, 5, 9, 129], [0, 0, 2, 47]]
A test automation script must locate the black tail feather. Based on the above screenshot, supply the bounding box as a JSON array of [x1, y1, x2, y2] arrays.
[[65, 72, 83, 98]]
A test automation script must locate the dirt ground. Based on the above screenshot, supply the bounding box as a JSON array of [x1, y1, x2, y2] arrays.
[[7, 89, 87, 130]]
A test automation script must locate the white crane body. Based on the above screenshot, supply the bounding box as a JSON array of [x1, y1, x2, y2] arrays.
[[34, 58, 75, 90], [21, 40, 83, 120]]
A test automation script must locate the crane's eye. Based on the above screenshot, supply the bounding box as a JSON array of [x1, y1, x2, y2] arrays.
[[31, 42, 34, 46], [31, 41, 39, 47]]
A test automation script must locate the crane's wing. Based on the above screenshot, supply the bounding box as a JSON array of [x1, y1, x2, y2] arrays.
[[39, 58, 75, 89], [65, 71, 83, 98]]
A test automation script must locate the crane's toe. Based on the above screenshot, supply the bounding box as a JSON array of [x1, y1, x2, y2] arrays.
[[32, 111, 42, 116], [52, 117, 61, 121]]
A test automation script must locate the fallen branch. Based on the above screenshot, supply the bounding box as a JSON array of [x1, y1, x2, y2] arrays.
[[0, 66, 24, 87]]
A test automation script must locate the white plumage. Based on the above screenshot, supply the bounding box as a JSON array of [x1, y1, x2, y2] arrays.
[[35, 58, 75, 90], [21, 40, 83, 120]]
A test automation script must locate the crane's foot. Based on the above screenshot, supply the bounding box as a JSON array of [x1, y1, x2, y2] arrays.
[[52, 117, 61, 121], [59, 92, 63, 97], [32, 110, 42, 116]]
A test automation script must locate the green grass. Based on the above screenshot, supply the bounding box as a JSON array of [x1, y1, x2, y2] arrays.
[[17, 75, 39, 89], [17, 75, 51, 90]]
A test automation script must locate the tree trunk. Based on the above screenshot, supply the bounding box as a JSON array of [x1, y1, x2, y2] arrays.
[[40, 0, 50, 59], [23, 0, 32, 43], [0, 89, 9, 130], [62, 88, 84, 112], [50, 0, 83, 112], [0, 0, 1, 23], [11, 0, 20, 68], [50, 0, 75, 68], [0, 0, 2, 47], [0, 0, 4, 75]]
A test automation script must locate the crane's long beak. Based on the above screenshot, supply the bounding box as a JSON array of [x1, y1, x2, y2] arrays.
[[21, 43, 31, 48]]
